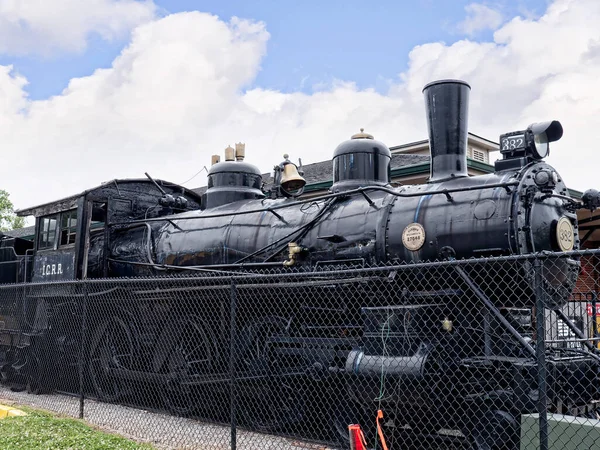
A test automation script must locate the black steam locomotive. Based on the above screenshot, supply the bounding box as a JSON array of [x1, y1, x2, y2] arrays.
[[0, 79, 599, 449]]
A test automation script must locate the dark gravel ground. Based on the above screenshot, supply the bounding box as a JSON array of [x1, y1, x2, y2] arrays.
[[0, 386, 336, 450]]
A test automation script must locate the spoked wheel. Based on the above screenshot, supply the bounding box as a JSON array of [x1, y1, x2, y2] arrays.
[[89, 316, 136, 402], [239, 378, 306, 432], [53, 302, 82, 393], [25, 337, 52, 395], [160, 316, 215, 416], [237, 316, 305, 432], [239, 316, 289, 375], [332, 391, 375, 448], [463, 409, 520, 450], [25, 349, 43, 394]]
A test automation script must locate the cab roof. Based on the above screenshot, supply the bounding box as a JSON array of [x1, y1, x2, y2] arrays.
[[16, 178, 203, 218]]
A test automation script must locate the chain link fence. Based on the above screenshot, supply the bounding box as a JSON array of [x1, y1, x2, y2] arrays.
[[0, 250, 599, 449]]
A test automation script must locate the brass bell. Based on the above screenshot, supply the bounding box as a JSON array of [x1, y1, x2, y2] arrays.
[[281, 162, 306, 192]]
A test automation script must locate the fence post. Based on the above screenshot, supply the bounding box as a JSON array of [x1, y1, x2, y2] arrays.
[[230, 281, 238, 450], [534, 257, 548, 450], [592, 292, 598, 344], [78, 282, 88, 420]]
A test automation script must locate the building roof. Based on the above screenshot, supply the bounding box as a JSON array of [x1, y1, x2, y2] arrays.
[[2, 225, 35, 239], [390, 132, 499, 154]]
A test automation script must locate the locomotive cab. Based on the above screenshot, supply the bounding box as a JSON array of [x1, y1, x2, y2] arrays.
[[14, 179, 203, 282]]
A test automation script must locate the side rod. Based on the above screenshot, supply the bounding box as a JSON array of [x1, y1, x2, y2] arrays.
[[455, 266, 536, 358]]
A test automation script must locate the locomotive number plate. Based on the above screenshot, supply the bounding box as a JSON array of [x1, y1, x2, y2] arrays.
[[500, 133, 526, 151], [556, 216, 574, 252], [402, 223, 426, 251]]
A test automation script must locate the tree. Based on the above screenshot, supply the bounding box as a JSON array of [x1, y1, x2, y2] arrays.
[[0, 189, 25, 232]]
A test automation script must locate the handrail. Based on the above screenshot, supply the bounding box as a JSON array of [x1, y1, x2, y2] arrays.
[[110, 181, 521, 227]]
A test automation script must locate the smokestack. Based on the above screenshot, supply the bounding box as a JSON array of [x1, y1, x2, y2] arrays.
[[422, 79, 471, 183], [211, 155, 221, 165]]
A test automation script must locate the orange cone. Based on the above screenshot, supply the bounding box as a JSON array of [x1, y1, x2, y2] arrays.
[[348, 423, 368, 450], [376, 410, 389, 450]]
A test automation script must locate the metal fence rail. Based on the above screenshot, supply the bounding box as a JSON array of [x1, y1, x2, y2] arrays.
[[0, 250, 599, 450]]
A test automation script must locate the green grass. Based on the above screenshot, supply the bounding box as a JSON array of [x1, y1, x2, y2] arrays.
[[0, 406, 155, 450]]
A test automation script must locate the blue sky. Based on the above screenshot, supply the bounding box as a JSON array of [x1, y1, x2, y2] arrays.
[[1, 0, 548, 100]]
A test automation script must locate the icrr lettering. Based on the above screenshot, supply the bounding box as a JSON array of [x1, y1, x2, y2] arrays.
[[41, 264, 63, 276]]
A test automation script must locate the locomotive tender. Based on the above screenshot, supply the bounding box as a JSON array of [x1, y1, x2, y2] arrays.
[[0, 79, 599, 449]]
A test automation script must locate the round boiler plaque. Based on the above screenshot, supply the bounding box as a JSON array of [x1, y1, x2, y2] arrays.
[[556, 217, 575, 252], [402, 223, 426, 251]]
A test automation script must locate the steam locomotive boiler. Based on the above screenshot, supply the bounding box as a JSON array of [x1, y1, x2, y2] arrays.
[[0, 79, 599, 450], [90, 81, 579, 307]]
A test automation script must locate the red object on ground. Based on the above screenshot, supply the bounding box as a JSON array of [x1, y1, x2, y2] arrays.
[[348, 423, 368, 450]]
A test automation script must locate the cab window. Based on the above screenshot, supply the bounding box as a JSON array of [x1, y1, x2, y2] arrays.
[[60, 209, 78, 246], [38, 215, 58, 250]]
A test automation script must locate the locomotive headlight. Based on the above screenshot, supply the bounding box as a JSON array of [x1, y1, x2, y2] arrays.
[[499, 120, 563, 160], [534, 169, 558, 192], [529, 121, 563, 159]]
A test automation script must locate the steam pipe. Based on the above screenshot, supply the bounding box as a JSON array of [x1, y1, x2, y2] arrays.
[[113, 181, 519, 226], [423, 79, 471, 183]]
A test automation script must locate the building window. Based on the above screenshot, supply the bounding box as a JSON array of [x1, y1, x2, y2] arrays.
[[38, 215, 58, 250], [473, 149, 487, 163], [60, 209, 78, 246]]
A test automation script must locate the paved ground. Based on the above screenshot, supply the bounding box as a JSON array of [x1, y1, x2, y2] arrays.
[[0, 387, 335, 450]]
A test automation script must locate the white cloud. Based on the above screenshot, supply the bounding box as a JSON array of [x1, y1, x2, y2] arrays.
[[1, 0, 600, 215], [457, 3, 504, 36], [0, 0, 156, 56]]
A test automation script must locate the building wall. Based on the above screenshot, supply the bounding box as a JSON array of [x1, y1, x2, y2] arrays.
[[575, 254, 599, 295], [396, 145, 490, 164], [390, 133, 497, 165]]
